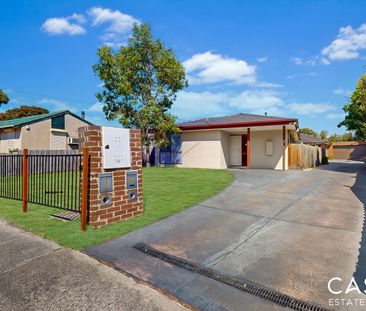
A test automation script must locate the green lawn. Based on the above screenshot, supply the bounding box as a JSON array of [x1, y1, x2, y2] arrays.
[[0, 167, 232, 249]]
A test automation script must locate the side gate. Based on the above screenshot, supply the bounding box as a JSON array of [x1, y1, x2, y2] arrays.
[[0, 149, 89, 231]]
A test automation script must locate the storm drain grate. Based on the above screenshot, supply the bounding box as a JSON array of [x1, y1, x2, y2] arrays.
[[134, 242, 332, 311]]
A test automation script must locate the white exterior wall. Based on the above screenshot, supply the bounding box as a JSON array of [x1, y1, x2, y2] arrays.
[[250, 129, 288, 170], [181, 130, 226, 169], [180, 128, 290, 170], [0, 129, 21, 153], [220, 130, 230, 168], [20, 119, 51, 150]]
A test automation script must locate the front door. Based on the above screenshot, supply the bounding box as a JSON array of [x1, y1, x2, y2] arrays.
[[229, 135, 242, 166]]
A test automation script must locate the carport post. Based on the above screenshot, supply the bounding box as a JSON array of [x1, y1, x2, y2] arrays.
[[22, 149, 28, 213], [282, 126, 286, 171], [247, 128, 250, 168]]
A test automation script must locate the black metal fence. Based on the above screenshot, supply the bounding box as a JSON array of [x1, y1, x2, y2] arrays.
[[0, 154, 23, 200], [0, 151, 83, 212], [28, 154, 82, 212]]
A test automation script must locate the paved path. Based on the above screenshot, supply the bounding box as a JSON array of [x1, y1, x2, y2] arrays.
[[86, 161, 366, 311], [0, 219, 188, 311]]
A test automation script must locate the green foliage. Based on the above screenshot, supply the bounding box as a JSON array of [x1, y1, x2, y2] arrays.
[[319, 130, 329, 140], [299, 128, 318, 137], [93, 23, 188, 163], [0, 105, 49, 121], [0, 89, 9, 106], [300, 127, 354, 142], [321, 155, 329, 165], [327, 132, 353, 142], [0, 168, 232, 249], [338, 74, 366, 140]]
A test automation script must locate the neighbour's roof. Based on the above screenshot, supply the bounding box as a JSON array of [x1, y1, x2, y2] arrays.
[[300, 133, 328, 144], [178, 113, 298, 130], [0, 110, 93, 129]]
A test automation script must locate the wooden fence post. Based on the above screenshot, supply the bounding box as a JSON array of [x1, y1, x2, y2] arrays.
[[80, 148, 89, 231], [22, 149, 28, 213]]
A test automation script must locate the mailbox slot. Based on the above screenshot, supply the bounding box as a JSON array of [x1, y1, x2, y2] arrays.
[[126, 171, 138, 189], [99, 173, 113, 193]]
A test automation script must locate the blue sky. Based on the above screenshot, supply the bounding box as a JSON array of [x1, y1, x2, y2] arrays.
[[1, 0, 366, 134]]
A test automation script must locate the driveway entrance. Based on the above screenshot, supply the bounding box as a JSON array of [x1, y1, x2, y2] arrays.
[[85, 161, 366, 311]]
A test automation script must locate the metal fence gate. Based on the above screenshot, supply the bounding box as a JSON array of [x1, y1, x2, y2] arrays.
[[0, 150, 89, 230], [27, 153, 82, 212]]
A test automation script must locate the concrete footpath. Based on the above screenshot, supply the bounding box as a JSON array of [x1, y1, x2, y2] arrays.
[[0, 219, 188, 311]]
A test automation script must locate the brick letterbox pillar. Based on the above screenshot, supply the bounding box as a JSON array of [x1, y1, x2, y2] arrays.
[[78, 125, 144, 227]]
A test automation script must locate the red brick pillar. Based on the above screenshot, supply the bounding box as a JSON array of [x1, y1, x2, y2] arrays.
[[78, 126, 144, 228]]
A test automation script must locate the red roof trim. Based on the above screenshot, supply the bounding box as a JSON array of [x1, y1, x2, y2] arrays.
[[179, 119, 298, 131]]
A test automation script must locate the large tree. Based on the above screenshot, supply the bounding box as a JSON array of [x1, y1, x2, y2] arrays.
[[93, 23, 188, 166], [319, 130, 329, 140], [328, 132, 353, 142], [0, 89, 9, 106], [299, 128, 318, 137], [0, 105, 49, 121], [338, 74, 366, 140]]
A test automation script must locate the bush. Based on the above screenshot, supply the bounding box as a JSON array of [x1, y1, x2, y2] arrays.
[[321, 156, 329, 165]]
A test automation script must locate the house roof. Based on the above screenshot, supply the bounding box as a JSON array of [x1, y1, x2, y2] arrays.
[[0, 110, 93, 129], [300, 133, 328, 145], [178, 113, 298, 130]]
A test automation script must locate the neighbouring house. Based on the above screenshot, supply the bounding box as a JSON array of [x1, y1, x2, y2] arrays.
[[300, 133, 330, 157], [160, 113, 299, 170], [0, 110, 93, 153]]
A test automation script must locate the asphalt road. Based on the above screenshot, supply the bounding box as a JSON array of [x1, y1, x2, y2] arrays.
[[86, 161, 366, 311]]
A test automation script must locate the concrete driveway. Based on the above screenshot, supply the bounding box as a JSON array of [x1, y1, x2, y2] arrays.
[[85, 161, 366, 311]]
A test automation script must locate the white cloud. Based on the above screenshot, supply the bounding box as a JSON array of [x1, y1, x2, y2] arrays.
[[256, 56, 268, 63], [88, 102, 104, 112], [326, 112, 345, 119], [291, 57, 316, 66], [69, 13, 86, 24], [88, 7, 139, 47], [286, 72, 317, 79], [333, 87, 352, 96], [291, 55, 330, 66], [287, 102, 335, 115], [183, 52, 257, 85], [322, 24, 366, 62], [174, 90, 339, 121], [228, 90, 284, 115], [173, 90, 286, 120], [254, 81, 284, 88], [41, 13, 86, 36], [38, 98, 77, 113]]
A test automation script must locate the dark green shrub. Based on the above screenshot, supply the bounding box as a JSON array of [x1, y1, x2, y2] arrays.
[[321, 155, 329, 165]]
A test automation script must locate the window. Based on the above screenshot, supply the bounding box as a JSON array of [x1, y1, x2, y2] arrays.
[[51, 115, 65, 129]]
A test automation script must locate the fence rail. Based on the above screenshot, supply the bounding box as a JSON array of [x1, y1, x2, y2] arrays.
[[288, 143, 322, 169]]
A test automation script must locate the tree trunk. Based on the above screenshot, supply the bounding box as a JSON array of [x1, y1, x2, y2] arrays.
[[145, 128, 151, 167]]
